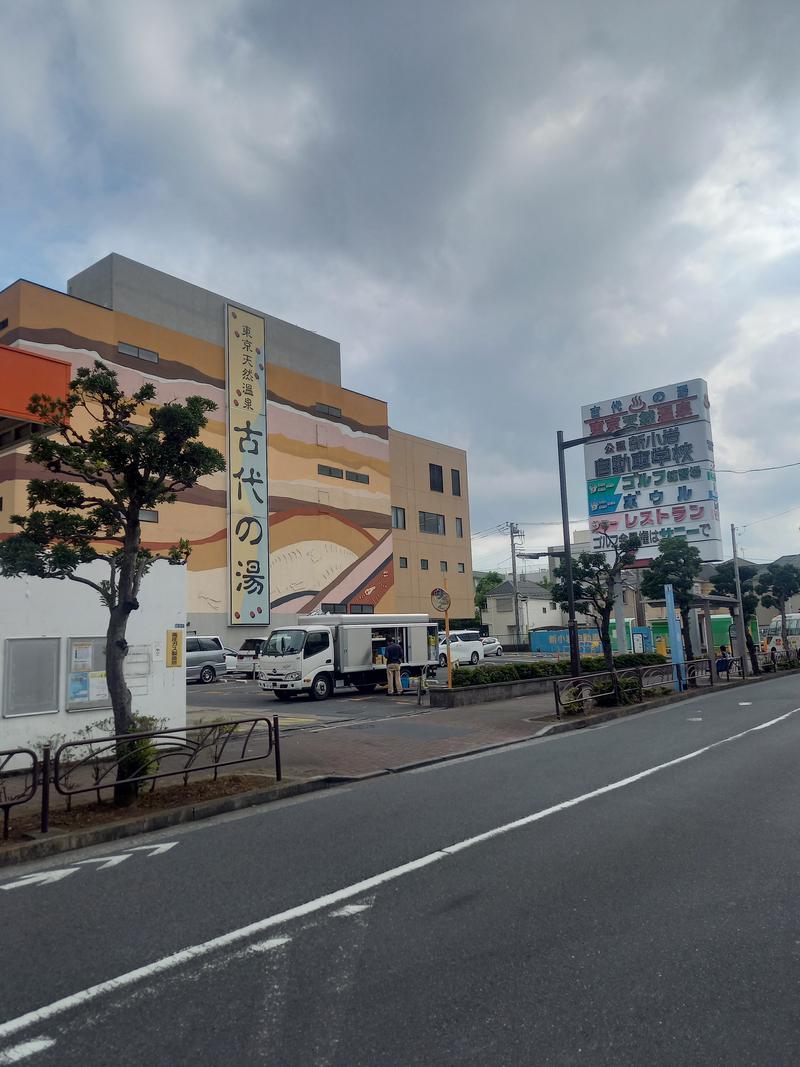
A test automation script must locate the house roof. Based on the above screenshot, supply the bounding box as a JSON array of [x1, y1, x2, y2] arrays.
[[486, 578, 552, 600]]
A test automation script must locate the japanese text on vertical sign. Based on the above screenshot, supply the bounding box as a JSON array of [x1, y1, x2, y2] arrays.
[[226, 306, 270, 624]]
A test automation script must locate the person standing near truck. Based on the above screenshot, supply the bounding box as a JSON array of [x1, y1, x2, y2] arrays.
[[385, 638, 404, 694]]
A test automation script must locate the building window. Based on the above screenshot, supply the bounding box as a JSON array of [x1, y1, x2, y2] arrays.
[[451, 469, 461, 496], [419, 511, 446, 536], [399, 557, 408, 569], [429, 463, 444, 493], [345, 470, 370, 484], [118, 342, 159, 364], [496, 596, 513, 613], [392, 506, 406, 530], [139, 510, 158, 523], [321, 603, 348, 613], [3, 638, 60, 717], [458, 562, 465, 573], [440, 561, 448, 572], [349, 604, 374, 614], [318, 464, 344, 479], [314, 402, 342, 418], [420, 559, 429, 570], [543, 606, 547, 614], [455, 517, 463, 538], [0, 318, 8, 331], [550, 602, 557, 610]]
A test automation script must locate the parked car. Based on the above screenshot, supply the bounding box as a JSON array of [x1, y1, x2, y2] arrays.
[[482, 636, 504, 657], [236, 638, 268, 678], [223, 648, 238, 673], [185, 636, 226, 684], [438, 631, 485, 667]]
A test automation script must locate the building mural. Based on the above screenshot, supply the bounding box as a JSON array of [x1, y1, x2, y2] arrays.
[[0, 281, 394, 624]]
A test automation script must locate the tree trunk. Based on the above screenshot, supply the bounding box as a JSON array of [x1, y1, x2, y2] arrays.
[[780, 603, 790, 659], [680, 608, 696, 687], [745, 627, 760, 675], [107, 522, 142, 806], [599, 610, 615, 673]]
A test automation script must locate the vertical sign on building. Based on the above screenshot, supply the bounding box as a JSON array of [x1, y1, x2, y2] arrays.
[[582, 378, 723, 563], [226, 305, 270, 624]]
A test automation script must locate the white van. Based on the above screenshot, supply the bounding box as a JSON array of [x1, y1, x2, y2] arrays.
[[438, 629, 485, 667]]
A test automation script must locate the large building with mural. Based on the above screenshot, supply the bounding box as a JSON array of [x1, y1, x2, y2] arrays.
[[0, 255, 474, 643]]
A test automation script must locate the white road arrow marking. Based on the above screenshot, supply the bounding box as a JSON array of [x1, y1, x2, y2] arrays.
[[76, 855, 133, 870], [0, 1037, 56, 1063], [1, 869, 78, 891], [128, 843, 178, 857]]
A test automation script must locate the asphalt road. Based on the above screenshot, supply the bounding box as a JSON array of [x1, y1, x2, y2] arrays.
[[3, 675, 800, 1064], [186, 675, 428, 727]]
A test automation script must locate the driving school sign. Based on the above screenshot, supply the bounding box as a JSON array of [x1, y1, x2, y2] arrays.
[[226, 305, 270, 624], [581, 378, 723, 563]]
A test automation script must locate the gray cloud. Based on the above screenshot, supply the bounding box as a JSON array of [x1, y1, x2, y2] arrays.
[[4, 0, 800, 568]]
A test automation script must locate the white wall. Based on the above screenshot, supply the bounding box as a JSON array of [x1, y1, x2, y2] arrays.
[[0, 562, 186, 752]]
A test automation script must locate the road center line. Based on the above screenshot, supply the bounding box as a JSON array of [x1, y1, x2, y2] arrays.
[[1, 705, 797, 1044]]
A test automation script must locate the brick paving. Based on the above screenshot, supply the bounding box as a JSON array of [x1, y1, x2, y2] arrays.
[[278, 692, 556, 778]]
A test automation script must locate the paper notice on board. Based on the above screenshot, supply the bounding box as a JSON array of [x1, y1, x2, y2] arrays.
[[89, 671, 109, 702], [68, 672, 90, 702], [71, 642, 93, 672]]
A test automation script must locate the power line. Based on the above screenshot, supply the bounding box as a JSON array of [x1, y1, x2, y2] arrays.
[[718, 459, 800, 474], [740, 503, 800, 529]]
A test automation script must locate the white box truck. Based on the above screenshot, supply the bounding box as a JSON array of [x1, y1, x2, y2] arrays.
[[256, 613, 439, 701]]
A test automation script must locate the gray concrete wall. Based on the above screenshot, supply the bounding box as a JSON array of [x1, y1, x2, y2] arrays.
[[68, 253, 342, 385]]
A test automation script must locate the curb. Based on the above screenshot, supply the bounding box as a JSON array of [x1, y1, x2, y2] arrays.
[[4, 669, 796, 867], [533, 667, 800, 736], [0, 776, 341, 868]]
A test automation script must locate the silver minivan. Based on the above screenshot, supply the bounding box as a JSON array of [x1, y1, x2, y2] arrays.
[[186, 636, 226, 684]]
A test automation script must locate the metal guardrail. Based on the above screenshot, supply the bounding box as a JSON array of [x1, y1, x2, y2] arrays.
[[0, 749, 38, 840], [53, 717, 281, 802], [552, 658, 722, 718], [0, 717, 281, 839]]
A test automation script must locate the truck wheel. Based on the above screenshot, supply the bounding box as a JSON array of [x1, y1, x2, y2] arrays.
[[200, 665, 215, 684], [355, 684, 377, 694], [470, 652, 479, 665], [310, 674, 333, 701]]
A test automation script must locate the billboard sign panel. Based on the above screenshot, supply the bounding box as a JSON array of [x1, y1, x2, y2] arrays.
[[226, 305, 270, 624], [581, 378, 722, 562]]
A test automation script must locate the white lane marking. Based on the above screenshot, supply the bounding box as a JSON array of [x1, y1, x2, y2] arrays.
[[0, 870, 78, 892], [77, 856, 133, 870], [687, 717, 703, 722], [331, 903, 372, 917], [244, 936, 292, 955], [0, 705, 797, 1043], [739, 702, 752, 706], [0, 1038, 56, 1062], [128, 843, 178, 857]]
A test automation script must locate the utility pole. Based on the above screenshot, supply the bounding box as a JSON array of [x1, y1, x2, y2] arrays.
[[509, 522, 524, 648], [557, 431, 581, 677], [731, 523, 751, 677]]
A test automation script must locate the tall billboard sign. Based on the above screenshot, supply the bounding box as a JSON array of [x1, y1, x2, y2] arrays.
[[582, 378, 722, 563], [226, 305, 270, 624]]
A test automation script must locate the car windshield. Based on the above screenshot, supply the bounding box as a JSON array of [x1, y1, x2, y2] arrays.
[[262, 629, 306, 656]]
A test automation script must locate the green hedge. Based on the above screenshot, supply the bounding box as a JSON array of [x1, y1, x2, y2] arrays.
[[450, 651, 667, 688]]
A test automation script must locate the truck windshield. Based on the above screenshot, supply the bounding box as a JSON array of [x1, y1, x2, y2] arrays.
[[262, 629, 306, 656]]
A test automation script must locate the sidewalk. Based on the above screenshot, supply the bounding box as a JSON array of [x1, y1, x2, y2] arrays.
[[277, 691, 556, 778]]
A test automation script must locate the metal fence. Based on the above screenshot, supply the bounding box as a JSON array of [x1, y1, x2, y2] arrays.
[[0, 717, 281, 840], [0, 749, 38, 840], [552, 658, 737, 718]]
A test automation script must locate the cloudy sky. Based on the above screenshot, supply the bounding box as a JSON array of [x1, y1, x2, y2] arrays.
[[4, 0, 800, 574]]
